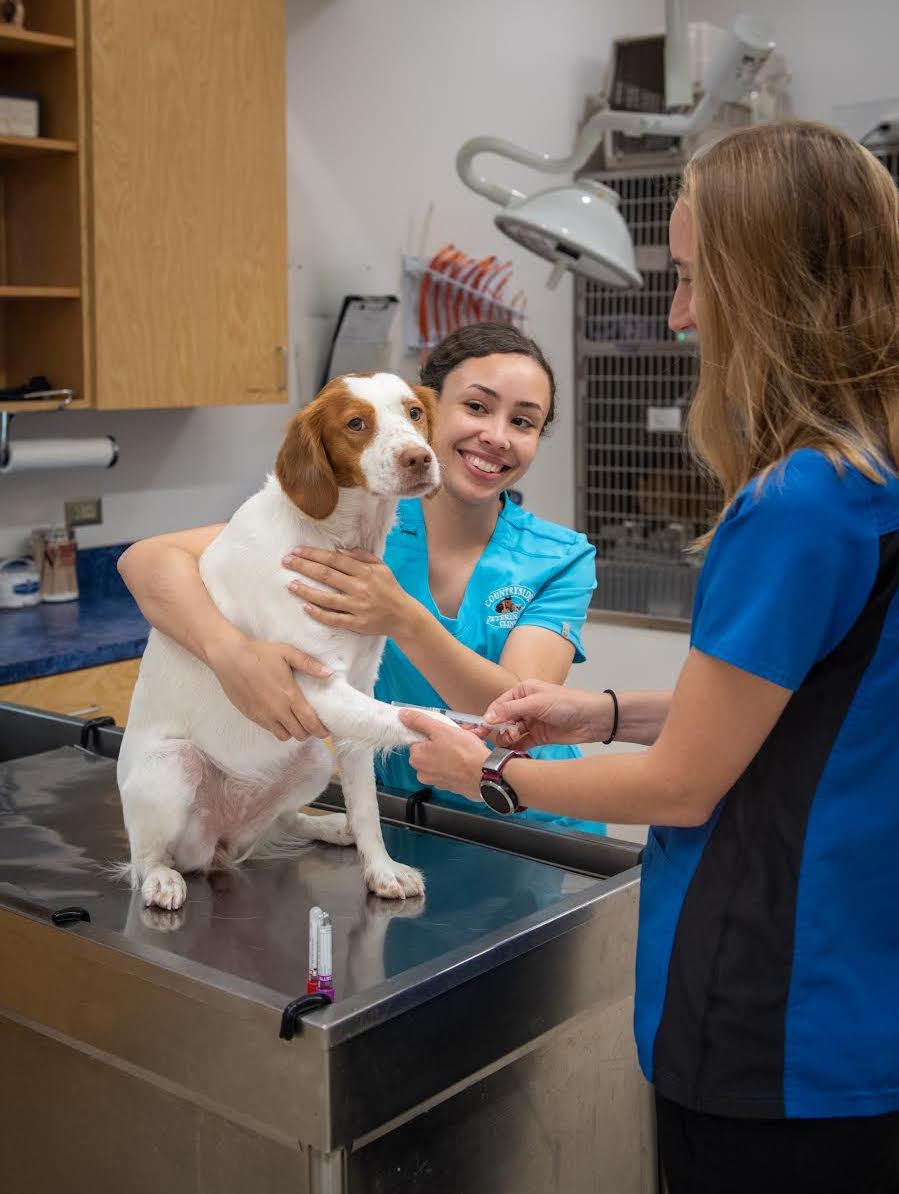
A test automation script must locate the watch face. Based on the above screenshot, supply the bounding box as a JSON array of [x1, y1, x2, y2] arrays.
[[479, 778, 517, 815]]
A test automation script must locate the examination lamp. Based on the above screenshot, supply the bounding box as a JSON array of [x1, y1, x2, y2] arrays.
[[456, 14, 775, 291]]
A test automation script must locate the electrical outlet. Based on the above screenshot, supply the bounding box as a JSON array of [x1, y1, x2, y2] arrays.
[[65, 498, 103, 527]]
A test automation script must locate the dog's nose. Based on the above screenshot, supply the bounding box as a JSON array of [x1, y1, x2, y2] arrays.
[[397, 445, 432, 471]]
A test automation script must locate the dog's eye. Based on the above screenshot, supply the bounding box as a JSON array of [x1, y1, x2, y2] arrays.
[[346, 417, 366, 432], [409, 407, 422, 422]]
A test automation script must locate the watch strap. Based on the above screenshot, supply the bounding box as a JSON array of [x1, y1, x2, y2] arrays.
[[480, 746, 530, 813], [482, 746, 528, 778]]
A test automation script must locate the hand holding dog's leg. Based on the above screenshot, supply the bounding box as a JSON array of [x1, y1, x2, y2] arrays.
[[333, 741, 425, 900]]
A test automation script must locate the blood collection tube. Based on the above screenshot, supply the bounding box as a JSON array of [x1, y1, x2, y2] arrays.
[[317, 912, 334, 1002], [307, 906, 323, 994]]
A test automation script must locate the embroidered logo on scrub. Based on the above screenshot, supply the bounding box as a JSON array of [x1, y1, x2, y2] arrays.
[[485, 584, 535, 628]]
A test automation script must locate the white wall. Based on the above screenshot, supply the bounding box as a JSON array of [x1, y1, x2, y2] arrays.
[[0, 401, 299, 555]]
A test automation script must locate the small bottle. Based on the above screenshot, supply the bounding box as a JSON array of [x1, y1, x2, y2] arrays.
[[317, 913, 334, 1002], [40, 525, 79, 603]]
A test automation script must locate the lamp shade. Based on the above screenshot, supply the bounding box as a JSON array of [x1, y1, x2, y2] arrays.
[[494, 179, 642, 289]]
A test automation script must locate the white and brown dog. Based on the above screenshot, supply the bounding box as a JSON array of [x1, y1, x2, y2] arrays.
[[117, 373, 442, 911]]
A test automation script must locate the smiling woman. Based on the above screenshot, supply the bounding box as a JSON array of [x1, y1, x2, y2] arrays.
[[117, 323, 603, 834]]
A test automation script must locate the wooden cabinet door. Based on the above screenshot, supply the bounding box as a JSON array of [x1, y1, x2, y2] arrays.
[[87, 0, 287, 409]]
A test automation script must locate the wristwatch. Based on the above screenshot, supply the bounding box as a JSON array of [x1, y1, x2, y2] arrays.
[[479, 746, 530, 815]]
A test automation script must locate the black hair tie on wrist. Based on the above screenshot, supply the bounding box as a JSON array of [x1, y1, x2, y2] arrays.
[[601, 689, 619, 745]]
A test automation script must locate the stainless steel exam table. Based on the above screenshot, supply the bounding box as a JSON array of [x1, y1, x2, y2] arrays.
[[0, 702, 656, 1194]]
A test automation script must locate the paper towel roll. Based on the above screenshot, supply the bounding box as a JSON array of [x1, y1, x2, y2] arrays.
[[0, 437, 118, 474]]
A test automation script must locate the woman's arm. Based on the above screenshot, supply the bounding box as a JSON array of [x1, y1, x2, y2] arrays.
[[118, 529, 332, 741], [282, 547, 577, 711], [482, 680, 672, 748], [399, 614, 575, 712], [401, 649, 792, 827], [118, 526, 230, 663]]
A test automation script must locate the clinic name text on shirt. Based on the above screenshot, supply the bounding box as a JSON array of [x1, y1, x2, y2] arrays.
[[485, 585, 535, 628]]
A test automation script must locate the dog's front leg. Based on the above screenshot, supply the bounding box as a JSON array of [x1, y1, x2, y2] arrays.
[[332, 741, 424, 900], [301, 677, 441, 751]]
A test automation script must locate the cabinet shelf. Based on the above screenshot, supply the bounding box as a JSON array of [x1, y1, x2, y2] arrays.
[[0, 286, 80, 299], [0, 135, 77, 158], [0, 396, 86, 413], [1, 0, 286, 411], [0, 26, 75, 55]]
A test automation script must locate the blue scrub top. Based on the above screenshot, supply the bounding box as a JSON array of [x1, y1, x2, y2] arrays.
[[635, 449, 899, 1119], [374, 496, 605, 835]]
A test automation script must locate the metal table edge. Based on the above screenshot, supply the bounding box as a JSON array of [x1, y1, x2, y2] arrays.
[[0, 867, 641, 1051], [315, 865, 641, 1046]]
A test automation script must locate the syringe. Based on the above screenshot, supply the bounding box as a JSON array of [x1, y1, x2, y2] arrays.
[[391, 701, 515, 736]]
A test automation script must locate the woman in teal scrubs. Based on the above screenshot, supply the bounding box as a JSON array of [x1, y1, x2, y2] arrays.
[[118, 323, 602, 833]]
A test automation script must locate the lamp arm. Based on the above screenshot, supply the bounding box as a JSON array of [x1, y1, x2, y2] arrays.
[[665, 0, 692, 108], [456, 108, 689, 207], [456, 14, 774, 208]]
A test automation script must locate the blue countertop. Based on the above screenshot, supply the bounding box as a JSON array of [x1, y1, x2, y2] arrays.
[[0, 545, 149, 685]]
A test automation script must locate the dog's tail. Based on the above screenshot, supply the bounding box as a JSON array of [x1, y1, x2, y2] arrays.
[[103, 859, 138, 888]]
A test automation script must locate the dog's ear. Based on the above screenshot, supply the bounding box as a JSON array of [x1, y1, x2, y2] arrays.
[[412, 385, 439, 449], [275, 402, 339, 520]]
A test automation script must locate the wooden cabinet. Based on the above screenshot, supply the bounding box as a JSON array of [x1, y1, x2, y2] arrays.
[[0, 2, 88, 412], [0, 657, 140, 726], [0, 0, 287, 413], [89, 0, 287, 409]]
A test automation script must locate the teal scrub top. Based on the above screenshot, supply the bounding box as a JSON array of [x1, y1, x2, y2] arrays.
[[374, 496, 606, 836]]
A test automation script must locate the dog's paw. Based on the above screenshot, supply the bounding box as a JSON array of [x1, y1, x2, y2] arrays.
[[141, 866, 188, 911], [364, 859, 426, 900]]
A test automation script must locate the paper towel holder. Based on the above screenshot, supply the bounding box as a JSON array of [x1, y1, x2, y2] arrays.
[[0, 397, 118, 472]]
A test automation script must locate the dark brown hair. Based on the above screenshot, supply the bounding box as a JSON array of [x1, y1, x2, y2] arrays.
[[420, 322, 556, 432]]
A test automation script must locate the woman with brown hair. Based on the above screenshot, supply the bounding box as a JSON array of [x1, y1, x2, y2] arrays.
[[403, 121, 899, 1192]]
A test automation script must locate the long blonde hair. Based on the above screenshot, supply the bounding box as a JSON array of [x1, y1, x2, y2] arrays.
[[682, 120, 899, 542]]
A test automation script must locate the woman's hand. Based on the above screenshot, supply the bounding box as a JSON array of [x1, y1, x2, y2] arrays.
[[482, 680, 613, 751], [282, 547, 414, 637], [398, 709, 490, 801], [205, 631, 333, 742]]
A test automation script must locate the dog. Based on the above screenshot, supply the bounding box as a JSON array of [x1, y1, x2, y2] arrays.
[[117, 372, 443, 911]]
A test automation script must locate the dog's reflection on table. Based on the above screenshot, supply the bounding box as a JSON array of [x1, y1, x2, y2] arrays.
[[124, 844, 426, 998]]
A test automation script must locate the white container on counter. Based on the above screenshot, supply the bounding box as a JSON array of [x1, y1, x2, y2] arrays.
[[0, 557, 42, 609]]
